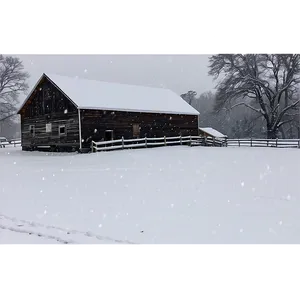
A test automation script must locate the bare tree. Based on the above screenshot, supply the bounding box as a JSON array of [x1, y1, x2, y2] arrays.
[[208, 54, 300, 139], [0, 55, 29, 123], [180, 90, 197, 105]]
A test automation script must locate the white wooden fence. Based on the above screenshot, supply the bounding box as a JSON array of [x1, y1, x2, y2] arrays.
[[2, 137, 299, 152], [91, 135, 224, 152], [225, 138, 300, 148], [91, 135, 300, 152], [0, 140, 21, 148]]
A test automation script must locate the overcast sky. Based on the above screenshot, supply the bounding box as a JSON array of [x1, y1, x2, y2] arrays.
[[17, 55, 215, 96]]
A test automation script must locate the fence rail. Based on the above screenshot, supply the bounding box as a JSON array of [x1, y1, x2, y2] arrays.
[[2, 136, 299, 152], [91, 135, 225, 152], [225, 138, 300, 148], [0, 140, 21, 148], [91, 135, 300, 153]]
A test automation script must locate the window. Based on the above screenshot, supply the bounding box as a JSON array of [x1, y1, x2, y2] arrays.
[[59, 125, 66, 136], [29, 125, 35, 136], [46, 123, 52, 133], [133, 124, 140, 137]]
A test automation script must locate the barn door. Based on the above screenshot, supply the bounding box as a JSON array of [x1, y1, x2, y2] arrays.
[[105, 130, 113, 141]]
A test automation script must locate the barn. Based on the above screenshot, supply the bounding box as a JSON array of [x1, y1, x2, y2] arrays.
[[17, 73, 199, 152]]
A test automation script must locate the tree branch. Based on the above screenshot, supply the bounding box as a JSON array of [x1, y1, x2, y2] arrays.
[[231, 102, 263, 115]]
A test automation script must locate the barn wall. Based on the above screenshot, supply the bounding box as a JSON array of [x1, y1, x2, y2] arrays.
[[199, 130, 210, 138], [19, 76, 80, 150], [80, 109, 199, 148]]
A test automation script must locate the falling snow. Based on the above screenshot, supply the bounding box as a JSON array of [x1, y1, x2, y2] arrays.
[[1, 146, 300, 243]]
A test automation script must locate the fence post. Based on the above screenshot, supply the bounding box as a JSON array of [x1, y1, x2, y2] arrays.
[[164, 136, 166, 146], [145, 137, 147, 148], [122, 136, 124, 149], [250, 138, 252, 147], [267, 140, 269, 147], [298, 139, 300, 149], [91, 141, 94, 153], [180, 135, 182, 145], [276, 138, 278, 148], [189, 135, 192, 146], [238, 139, 240, 147]]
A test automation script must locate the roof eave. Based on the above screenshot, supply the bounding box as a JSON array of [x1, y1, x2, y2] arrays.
[[78, 106, 200, 115]]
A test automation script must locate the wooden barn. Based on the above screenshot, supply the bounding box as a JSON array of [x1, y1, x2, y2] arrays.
[[17, 73, 199, 152]]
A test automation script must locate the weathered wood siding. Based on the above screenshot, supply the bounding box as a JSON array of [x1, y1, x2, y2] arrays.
[[199, 130, 211, 138], [19, 76, 80, 150], [80, 109, 199, 148]]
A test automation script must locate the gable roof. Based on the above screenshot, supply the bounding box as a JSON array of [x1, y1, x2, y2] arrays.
[[18, 73, 199, 115], [199, 127, 227, 138]]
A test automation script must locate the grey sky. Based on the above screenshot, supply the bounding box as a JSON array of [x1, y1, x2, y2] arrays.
[[2, 48, 215, 99], [17, 55, 215, 96]]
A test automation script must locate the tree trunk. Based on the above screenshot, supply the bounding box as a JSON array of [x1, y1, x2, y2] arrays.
[[267, 126, 278, 139], [279, 126, 286, 139]]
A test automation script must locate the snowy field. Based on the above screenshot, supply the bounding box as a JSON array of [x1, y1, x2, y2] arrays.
[[1, 145, 300, 244]]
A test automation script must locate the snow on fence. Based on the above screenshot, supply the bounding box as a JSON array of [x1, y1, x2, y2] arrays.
[[0, 140, 21, 148], [91, 135, 225, 152], [225, 138, 300, 148], [91, 135, 300, 152]]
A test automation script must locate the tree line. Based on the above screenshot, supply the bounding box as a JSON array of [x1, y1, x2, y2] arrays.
[[181, 54, 300, 139]]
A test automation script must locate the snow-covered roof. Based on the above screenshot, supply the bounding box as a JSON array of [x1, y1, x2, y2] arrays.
[[199, 127, 227, 138], [19, 73, 199, 115]]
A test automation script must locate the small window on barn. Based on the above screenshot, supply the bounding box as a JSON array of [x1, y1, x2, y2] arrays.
[[133, 124, 140, 137], [59, 125, 66, 136], [46, 123, 52, 133], [29, 125, 35, 136]]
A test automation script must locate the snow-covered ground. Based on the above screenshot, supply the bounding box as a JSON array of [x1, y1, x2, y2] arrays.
[[1, 145, 300, 244]]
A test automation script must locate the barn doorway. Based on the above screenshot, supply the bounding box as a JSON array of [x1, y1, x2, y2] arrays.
[[105, 130, 114, 141]]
